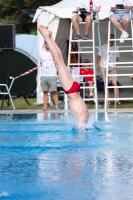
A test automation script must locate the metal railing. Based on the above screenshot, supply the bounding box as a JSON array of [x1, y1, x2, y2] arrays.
[[105, 17, 133, 111], [66, 14, 101, 111]]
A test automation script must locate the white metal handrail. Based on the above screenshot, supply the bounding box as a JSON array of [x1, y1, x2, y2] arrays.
[[70, 63, 94, 66], [109, 38, 133, 41], [67, 17, 101, 111], [71, 39, 93, 42], [108, 74, 133, 76], [106, 97, 133, 100], [108, 86, 133, 88], [109, 50, 133, 52], [104, 18, 133, 111], [107, 62, 133, 65], [69, 51, 94, 53]]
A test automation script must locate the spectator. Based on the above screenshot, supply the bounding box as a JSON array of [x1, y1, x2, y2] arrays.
[[71, 0, 101, 40], [39, 41, 60, 111], [110, 0, 133, 43], [97, 34, 121, 105], [80, 59, 95, 98]]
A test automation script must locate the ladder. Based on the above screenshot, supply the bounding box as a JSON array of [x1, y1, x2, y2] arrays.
[[67, 12, 101, 112], [105, 11, 133, 111]]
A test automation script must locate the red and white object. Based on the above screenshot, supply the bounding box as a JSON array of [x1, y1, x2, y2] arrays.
[[9, 66, 39, 80], [90, 0, 93, 11]]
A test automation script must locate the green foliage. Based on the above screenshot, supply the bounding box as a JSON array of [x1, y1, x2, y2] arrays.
[[0, 0, 61, 18], [23, 0, 60, 7], [0, 16, 37, 34], [0, 98, 65, 110], [1, 97, 133, 111], [30, 28, 37, 35], [0, 0, 24, 17], [0, 0, 61, 34]]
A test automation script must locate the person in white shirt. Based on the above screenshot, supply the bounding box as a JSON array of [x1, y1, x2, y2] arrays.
[[97, 34, 121, 105], [71, 0, 101, 40], [110, 0, 133, 43], [39, 41, 59, 111]]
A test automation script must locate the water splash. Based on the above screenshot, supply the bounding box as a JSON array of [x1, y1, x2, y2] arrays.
[[0, 191, 9, 197]]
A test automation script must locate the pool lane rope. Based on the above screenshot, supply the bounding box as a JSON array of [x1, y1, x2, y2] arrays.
[[9, 66, 40, 80]]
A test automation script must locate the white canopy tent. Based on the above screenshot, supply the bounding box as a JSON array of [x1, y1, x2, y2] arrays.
[[33, 0, 133, 104], [16, 34, 38, 64]]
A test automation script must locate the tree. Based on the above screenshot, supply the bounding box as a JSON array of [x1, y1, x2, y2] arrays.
[[0, 0, 61, 34], [0, 0, 60, 18]]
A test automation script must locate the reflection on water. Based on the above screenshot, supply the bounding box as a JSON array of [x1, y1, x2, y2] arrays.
[[0, 112, 133, 199], [38, 112, 59, 121]]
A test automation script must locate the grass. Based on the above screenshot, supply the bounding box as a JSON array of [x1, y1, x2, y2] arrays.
[[0, 97, 133, 111], [88, 101, 133, 109], [0, 97, 64, 110]]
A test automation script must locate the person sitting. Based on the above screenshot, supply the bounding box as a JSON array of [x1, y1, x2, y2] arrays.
[[71, 0, 101, 40], [38, 25, 89, 129], [110, 0, 133, 43], [80, 59, 95, 98]]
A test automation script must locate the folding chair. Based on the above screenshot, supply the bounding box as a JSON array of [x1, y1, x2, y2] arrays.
[[0, 79, 15, 110]]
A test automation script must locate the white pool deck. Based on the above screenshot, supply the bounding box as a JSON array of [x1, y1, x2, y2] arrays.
[[0, 108, 133, 114]]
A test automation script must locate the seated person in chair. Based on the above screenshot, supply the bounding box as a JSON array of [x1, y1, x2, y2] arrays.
[[71, 0, 101, 40], [110, 0, 133, 43], [80, 59, 95, 98]]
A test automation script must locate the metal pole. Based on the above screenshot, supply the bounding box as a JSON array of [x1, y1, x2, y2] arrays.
[[105, 20, 111, 111]]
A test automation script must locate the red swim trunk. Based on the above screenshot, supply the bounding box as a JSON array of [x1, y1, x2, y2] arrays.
[[65, 81, 80, 94]]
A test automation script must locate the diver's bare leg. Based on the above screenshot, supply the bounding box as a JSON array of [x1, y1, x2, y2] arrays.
[[38, 25, 74, 91]]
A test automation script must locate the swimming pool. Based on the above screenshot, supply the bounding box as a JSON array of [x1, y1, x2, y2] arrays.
[[0, 112, 133, 200]]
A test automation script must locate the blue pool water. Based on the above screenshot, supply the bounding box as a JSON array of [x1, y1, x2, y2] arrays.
[[0, 112, 133, 200]]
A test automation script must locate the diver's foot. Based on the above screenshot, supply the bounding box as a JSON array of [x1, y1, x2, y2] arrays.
[[38, 25, 52, 39]]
